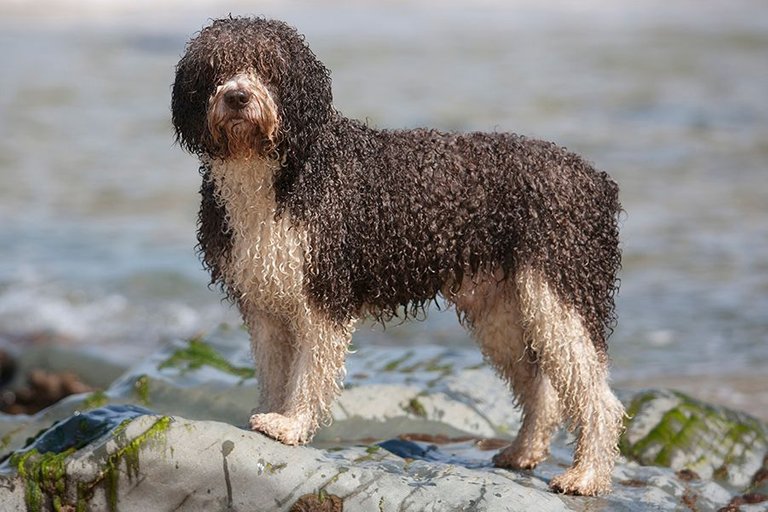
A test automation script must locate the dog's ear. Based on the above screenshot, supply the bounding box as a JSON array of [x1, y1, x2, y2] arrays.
[[196, 162, 234, 298], [265, 22, 333, 164], [172, 53, 215, 156], [252, 20, 334, 208]]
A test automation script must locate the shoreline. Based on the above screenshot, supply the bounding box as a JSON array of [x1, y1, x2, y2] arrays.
[[1, 337, 766, 511], [2, 335, 766, 423]]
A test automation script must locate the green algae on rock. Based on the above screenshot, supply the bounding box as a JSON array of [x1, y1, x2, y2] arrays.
[[12, 448, 73, 512], [133, 374, 151, 406], [2, 405, 155, 512], [403, 396, 428, 418], [158, 336, 255, 379], [82, 390, 109, 410], [97, 415, 173, 511], [620, 389, 768, 490]]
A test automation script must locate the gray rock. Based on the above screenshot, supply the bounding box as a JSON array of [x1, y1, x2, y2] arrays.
[[621, 388, 768, 490], [1, 412, 567, 511], [0, 334, 766, 511]]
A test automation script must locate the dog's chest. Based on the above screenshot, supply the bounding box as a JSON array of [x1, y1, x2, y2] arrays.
[[209, 158, 307, 309]]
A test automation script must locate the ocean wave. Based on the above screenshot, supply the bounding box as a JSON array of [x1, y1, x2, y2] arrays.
[[0, 273, 238, 361]]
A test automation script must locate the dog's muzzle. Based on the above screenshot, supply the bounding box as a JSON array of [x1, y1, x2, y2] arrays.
[[207, 73, 279, 158]]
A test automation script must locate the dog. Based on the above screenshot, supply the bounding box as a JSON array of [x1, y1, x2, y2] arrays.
[[172, 16, 625, 496]]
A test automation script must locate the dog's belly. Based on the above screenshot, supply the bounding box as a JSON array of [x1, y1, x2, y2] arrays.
[[209, 158, 308, 313]]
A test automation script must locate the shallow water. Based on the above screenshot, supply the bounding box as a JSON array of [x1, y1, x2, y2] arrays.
[[0, 1, 766, 417]]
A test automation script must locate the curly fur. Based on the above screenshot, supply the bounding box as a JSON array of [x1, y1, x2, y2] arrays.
[[172, 16, 625, 496]]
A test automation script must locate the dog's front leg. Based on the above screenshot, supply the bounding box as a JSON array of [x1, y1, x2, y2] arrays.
[[247, 311, 296, 414], [249, 310, 354, 445]]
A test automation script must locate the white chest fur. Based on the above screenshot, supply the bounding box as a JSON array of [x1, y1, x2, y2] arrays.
[[208, 158, 308, 313]]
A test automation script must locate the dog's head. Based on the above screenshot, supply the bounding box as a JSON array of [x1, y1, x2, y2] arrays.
[[172, 17, 333, 161]]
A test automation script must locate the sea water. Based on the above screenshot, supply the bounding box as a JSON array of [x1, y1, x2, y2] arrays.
[[0, 0, 766, 417]]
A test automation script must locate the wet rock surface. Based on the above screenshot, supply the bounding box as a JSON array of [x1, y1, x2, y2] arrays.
[[621, 389, 768, 490], [0, 333, 766, 511], [1, 368, 95, 415]]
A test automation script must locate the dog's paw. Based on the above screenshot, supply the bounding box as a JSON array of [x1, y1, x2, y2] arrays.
[[492, 444, 547, 470], [549, 466, 611, 496], [249, 412, 310, 445]]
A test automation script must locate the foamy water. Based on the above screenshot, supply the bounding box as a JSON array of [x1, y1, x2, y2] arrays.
[[1, 0, 766, 417]]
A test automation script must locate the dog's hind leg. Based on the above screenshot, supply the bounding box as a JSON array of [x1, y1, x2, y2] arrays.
[[450, 276, 562, 471], [514, 267, 624, 496], [249, 308, 354, 445], [489, 345, 562, 470]]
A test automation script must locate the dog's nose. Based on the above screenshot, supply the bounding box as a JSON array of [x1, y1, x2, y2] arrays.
[[224, 89, 251, 110]]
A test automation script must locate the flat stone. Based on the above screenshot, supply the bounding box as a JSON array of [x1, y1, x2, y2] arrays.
[[1, 336, 766, 511], [621, 388, 768, 489]]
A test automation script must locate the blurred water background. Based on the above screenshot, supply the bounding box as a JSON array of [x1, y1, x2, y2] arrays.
[[0, 0, 766, 418]]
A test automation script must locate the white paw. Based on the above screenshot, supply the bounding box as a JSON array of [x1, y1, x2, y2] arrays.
[[492, 444, 548, 470], [249, 412, 310, 445], [549, 466, 611, 496]]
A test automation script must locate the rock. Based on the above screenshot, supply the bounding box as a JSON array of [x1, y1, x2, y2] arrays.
[[0, 334, 766, 511], [621, 388, 768, 489], [1, 369, 95, 415], [1, 412, 568, 511], [0, 342, 127, 417], [0, 349, 17, 387]]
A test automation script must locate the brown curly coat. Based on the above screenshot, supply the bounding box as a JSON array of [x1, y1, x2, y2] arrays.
[[172, 16, 625, 496]]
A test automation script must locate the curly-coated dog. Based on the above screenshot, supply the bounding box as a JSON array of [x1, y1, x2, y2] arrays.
[[172, 16, 625, 496]]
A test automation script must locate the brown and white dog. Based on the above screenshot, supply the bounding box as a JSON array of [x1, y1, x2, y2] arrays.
[[172, 16, 625, 496]]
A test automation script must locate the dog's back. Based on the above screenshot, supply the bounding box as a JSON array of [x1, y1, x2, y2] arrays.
[[281, 116, 621, 354]]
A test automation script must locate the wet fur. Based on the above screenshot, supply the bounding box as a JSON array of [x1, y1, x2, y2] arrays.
[[172, 16, 625, 496]]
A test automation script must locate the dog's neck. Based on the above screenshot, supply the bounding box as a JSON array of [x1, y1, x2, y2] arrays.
[[207, 156, 281, 210], [206, 155, 307, 311]]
